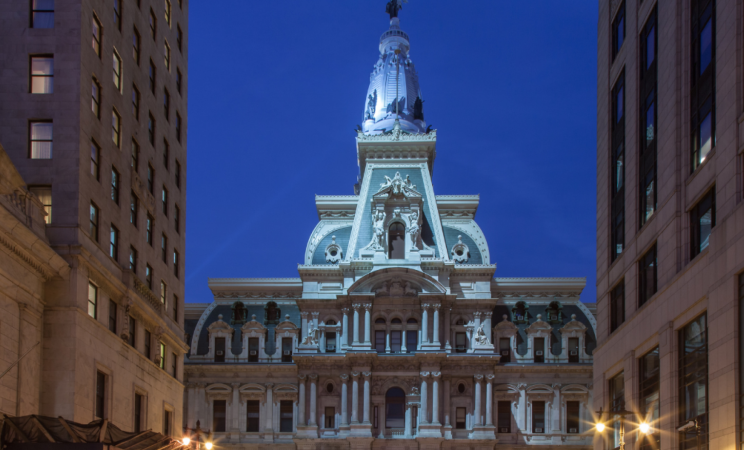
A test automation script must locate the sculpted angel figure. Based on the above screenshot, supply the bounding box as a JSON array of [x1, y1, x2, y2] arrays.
[[372, 210, 387, 249], [407, 210, 420, 249], [474, 325, 490, 345]]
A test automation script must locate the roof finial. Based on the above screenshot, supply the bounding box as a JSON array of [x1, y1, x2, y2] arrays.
[[386, 0, 407, 20]]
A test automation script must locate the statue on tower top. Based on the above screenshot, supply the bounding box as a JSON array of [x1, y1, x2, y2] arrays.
[[386, 0, 407, 19]]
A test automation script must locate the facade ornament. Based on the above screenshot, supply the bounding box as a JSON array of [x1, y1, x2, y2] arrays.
[[298, 374, 307, 381], [351, 371, 360, 378], [363, 210, 387, 251], [474, 325, 490, 345], [420, 371, 430, 378], [411, 386, 419, 395], [374, 278, 418, 297], [431, 372, 441, 378], [365, 89, 377, 120], [362, 371, 372, 378], [120, 298, 132, 341], [376, 172, 420, 198], [485, 374, 495, 381], [450, 235, 470, 264], [408, 210, 420, 250], [308, 374, 318, 381], [473, 374, 484, 381], [339, 373, 349, 381], [301, 326, 321, 346], [324, 236, 343, 264]]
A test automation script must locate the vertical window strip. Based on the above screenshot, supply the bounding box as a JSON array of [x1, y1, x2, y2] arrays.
[[679, 314, 708, 450]]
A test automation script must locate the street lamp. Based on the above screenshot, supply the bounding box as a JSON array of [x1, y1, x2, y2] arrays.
[[182, 421, 213, 450], [595, 407, 652, 450]]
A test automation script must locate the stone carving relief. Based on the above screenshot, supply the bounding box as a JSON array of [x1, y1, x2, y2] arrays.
[[374, 278, 419, 297], [450, 235, 470, 264], [474, 324, 490, 345], [363, 210, 387, 251], [324, 236, 343, 264]]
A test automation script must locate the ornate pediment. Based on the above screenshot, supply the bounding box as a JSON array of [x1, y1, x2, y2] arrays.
[[493, 315, 518, 334], [373, 172, 422, 200], [348, 268, 446, 296], [207, 315, 234, 336], [559, 314, 588, 335], [275, 314, 299, 330], [374, 277, 419, 297], [241, 314, 267, 333], [524, 315, 552, 334]]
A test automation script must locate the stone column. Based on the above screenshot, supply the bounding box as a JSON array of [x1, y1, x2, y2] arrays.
[[308, 374, 318, 426], [362, 372, 371, 424], [363, 304, 372, 345], [421, 304, 429, 344], [231, 382, 241, 431], [518, 384, 527, 431], [420, 372, 429, 424], [401, 329, 407, 353], [351, 371, 360, 423], [405, 404, 413, 437], [443, 379, 451, 426], [433, 304, 441, 346], [444, 307, 451, 351], [474, 375, 483, 426], [265, 383, 274, 434], [431, 372, 441, 425], [352, 304, 360, 345], [385, 326, 391, 353], [300, 312, 309, 341], [340, 374, 349, 426], [342, 308, 350, 348], [486, 374, 495, 426], [297, 375, 307, 426]]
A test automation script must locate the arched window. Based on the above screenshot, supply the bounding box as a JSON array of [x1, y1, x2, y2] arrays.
[[407, 318, 418, 324], [391, 318, 401, 324], [385, 387, 405, 428], [326, 319, 337, 325], [264, 301, 280, 325], [231, 301, 248, 325], [512, 301, 529, 324], [388, 222, 406, 259], [375, 318, 386, 324]]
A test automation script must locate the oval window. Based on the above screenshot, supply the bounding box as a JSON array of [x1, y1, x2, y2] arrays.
[[458, 383, 465, 394], [327, 383, 334, 394]]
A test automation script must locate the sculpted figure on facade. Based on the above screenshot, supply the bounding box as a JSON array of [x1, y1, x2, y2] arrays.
[[365, 210, 387, 250], [474, 325, 490, 346], [408, 210, 420, 249]]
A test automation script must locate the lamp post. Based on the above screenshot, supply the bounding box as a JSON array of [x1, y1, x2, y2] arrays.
[[595, 407, 651, 450], [182, 421, 213, 450]]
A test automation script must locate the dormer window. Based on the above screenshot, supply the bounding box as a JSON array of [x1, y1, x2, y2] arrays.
[[231, 301, 247, 325], [389, 222, 405, 259], [265, 301, 280, 325], [512, 301, 529, 324], [545, 301, 563, 324]]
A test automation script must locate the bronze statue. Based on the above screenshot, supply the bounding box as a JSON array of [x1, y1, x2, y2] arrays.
[[386, 0, 406, 19]]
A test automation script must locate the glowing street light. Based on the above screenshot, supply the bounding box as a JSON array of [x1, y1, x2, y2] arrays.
[[594, 407, 652, 450], [595, 422, 606, 432], [182, 421, 213, 450], [639, 422, 651, 434]]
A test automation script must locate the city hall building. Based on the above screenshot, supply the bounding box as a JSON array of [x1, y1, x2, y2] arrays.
[[183, 8, 598, 450]]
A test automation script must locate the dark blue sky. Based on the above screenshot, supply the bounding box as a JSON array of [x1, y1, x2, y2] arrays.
[[186, 2, 599, 303]]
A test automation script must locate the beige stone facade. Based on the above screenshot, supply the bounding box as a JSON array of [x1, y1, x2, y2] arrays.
[[595, 2, 742, 450], [0, 0, 188, 434]]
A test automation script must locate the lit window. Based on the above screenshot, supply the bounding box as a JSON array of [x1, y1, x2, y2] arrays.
[[133, 27, 141, 64], [159, 342, 165, 369], [113, 52, 122, 90], [30, 56, 53, 93], [31, 0, 54, 28], [92, 78, 101, 117], [132, 85, 140, 119], [29, 186, 52, 224], [109, 225, 118, 260], [30, 122, 53, 159], [88, 282, 98, 318], [160, 281, 167, 304], [92, 15, 102, 56], [164, 0, 171, 25], [89, 202, 99, 241], [90, 141, 100, 179], [111, 167, 120, 204], [691, 188, 715, 258], [112, 109, 121, 147]]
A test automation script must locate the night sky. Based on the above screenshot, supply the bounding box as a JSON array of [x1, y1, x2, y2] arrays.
[[185, 2, 599, 303]]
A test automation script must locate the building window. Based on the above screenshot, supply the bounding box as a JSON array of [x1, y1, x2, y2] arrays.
[[149, 9, 157, 39], [162, 408, 171, 435], [88, 282, 98, 318], [171, 352, 177, 377], [454, 406, 466, 429], [31, 0, 54, 28], [90, 141, 100, 179], [132, 139, 140, 170], [112, 110, 121, 147], [133, 393, 143, 433], [146, 214, 153, 245], [144, 329, 152, 358], [639, 348, 660, 450], [214, 337, 225, 362], [149, 60, 156, 94], [163, 139, 169, 168], [565, 401, 580, 434], [324, 406, 335, 429], [111, 168, 120, 204], [130, 192, 138, 225], [128, 316, 136, 346], [160, 281, 166, 304], [159, 342, 165, 369], [640, 8, 657, 226], [113, 0, 121, 31], [89, 202, 99, 241], [611, 72, 625, 262], [691, 188, 715, 258], [133, 27, 141, 64], [639, 244, 657, 306], [176, 25, 182, 51], [164, 41, 171, 71], [389, 330, 400, 353], [532, 401, 545, 433], [280, 401, 293, 432], [388, 222, 405, 259], [95, 371, 106, 418], [174, 204, 180, 233], [147, 164, 154, 193], [534, 337, 545, 363], [406, 319, 418, 351], [176, 113, 182, 142], [680, 314, 707, 450], [498, 401, 511, 433], [29, 186, 52, 224], [92, 78, 101, 117], [610, 372, 625, 449], [172, 294, 178, 320], [108, 299, 117, 333], [612, 2, 625, 59], [92, 15, 102, 56], [30, 121, 53, 159], [375, 329, 385, 353], [176, 68, 182, 94], [148, 113, 155, 145], [163, 90, 170, 120], [113, 52, 122, 90], [173, 249, 179, 278], [162, 187, 168, 216], [281, 337, 292, 362], [246, 400, 260, 432], [161, 234, 167, 262], [212, 400, 226, 432], [145, 264, 153, 289], [132, 85, 140, 119], [691, 0, 715, 171], [164, 0, 171, 25], [30, 56, 53, 93], [109, 225, 118, 260], [610, 280, 624, 333], [129, 245, 137, 272]]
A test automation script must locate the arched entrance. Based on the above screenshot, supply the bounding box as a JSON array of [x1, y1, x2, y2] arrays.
[[385, 387, 405, 428], [388, 222, 405, 259]]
